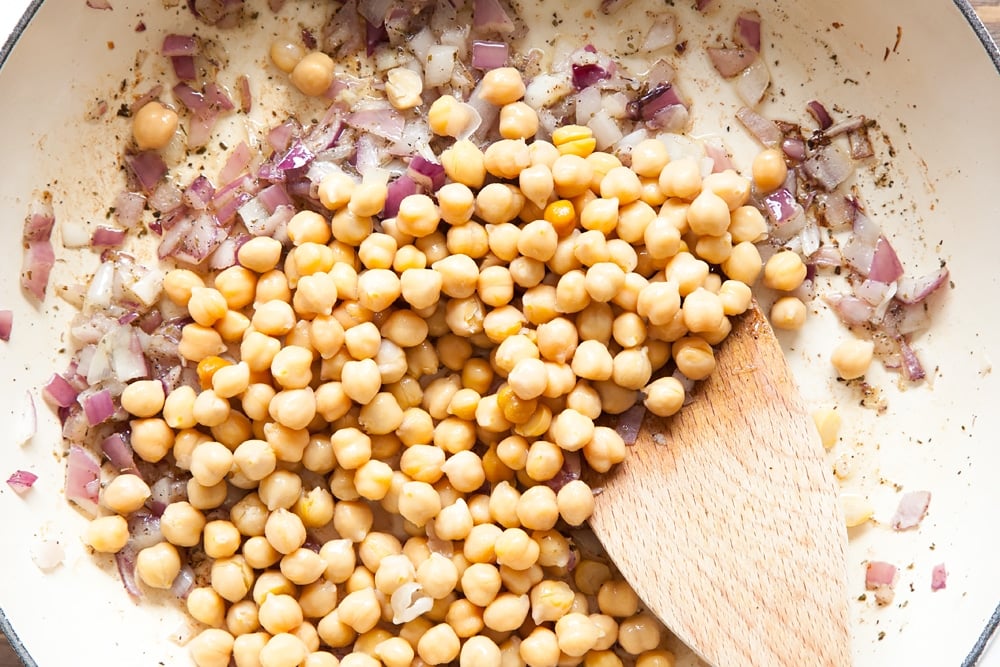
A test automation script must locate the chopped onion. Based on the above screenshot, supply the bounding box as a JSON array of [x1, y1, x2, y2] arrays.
[[7, 470, 38, 495], [868, 236, 904, 283], [736, 107, 781, 147], [14, 391, 37, 447], [21, 197, 56, 302], [44, 373, 81, 409], [83, 389, 115, 426], [171, 564, 196, 598], [734, 10, 761, 52], [588, 110, 623, 151], [734, 58, 770, 107], [471, 40, 508, 70], [473, 0, 514, 33], [92, 226, 127, 247], [865, 561, 897, 589], [86, 0, 112, 9], [614, 404, 645, 446], [931, 563, 947, 591], [115, 547, 141, 598], [806, 100, 833, 129], [391, 582, 434, 624], [219, 142, 253, 185], [357, 0, 394, 26], [895, 266, 949, 304], [890, 490, 931, 530], [66, 445, 102, 516], [707, 47, 756, 78], [627, 83, 685, 123], [572, 63, 611, 90], [897, 336, 926, 381], [162, 34, 198, 57], [346, 108, 405, 143], [643, 15, 677, 52], [102, 432, 141, 476], [823, 293, 874, 326], [423, 45, 459, 88], [31, 539, 65, 571], [803, 144, 853, 191], [407, 156, 446, 192], [848, 126, 874, 159], [114, 191, 146, 229], [126, 151, 168, 192], [0, 310, 11, 342], [384, 176, 418, 218]]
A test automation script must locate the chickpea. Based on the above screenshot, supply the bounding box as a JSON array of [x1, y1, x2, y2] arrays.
[[770, 296, 808, 330], [617, 613, 662, 655], [260, 633, 309, 667], [136, 541, 181, 589], [831, 338, 875, 380], [479, 67, 526, 105], [729, 205, 769, 244], [658, 158, 702, 200], [722, 241, 763, 285], [485, 139, 532, 180], [133, 101, 178, 150], [270, 37, 305, 72], [101, 473, 151, 514], [763, 250, 808, 291], [188, 628, 235, 667], [752, 148, 789, 192], [265, 508, 307, 555], [386, 66, 424, 110], [82, 515, 129, 553], [291, 51, 335, 96], [483, 592, 531, 632], [644, 376, 685, 417], [337, 588, 382, 633]]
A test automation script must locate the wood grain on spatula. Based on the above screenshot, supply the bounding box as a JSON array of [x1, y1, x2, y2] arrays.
[[589, 303, 850, 667]]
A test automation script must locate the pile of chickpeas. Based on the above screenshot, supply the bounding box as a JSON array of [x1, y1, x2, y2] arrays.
[[86, 49, 818, 667]]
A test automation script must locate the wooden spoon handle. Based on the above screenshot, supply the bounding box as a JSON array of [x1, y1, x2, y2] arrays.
[[590, 303, 851, 666]]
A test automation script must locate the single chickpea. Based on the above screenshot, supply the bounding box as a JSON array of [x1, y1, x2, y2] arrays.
[[429, 95, 476, 138], [770, 296, 808, 330], [722, 241, 763, 285], [763, 250, 808, 291], [500, 101, 540, 140], [291, 51, 335, 96], [135, 541, 181, 589], [658, 158, 702, 200], [617, 613, 663, 655], [133, 101, 178, 151], [459, 636, 501, 667], [483, 593, 531, 633], [557, 479, 595, 527], [485, 138, 532, 180], [265, 508, 307, 555], [831, 338, 875, 380], [204, 520, 242, 559], [644, 376, 686, 417], [337, 587, 382, 633], [188, 628, 235, 667], [729, 205, 769, 244], [260, 633, 309, 667], [270, 37, 305, 72], [752, 148, 789, 192], [552, 154, 595, 199], [130, 417, 175, 463], [479, 67, 526, 105], [82, 515, 129, 553], [385, 66, 424, 110], [631, 138, 671, 178], [441, 139, 487, 188], [101, 473, 151, 514], [120, 380, 166, 418]]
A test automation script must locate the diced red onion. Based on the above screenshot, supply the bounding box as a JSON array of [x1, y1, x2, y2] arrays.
[[472, 40, 508, 70], [86, 0, 112, 9], [614, 403, 646, 446], [21, 241, 55, 302], [806, 100, 833, 129], [171, 56, 197, 82], [188, 0, 245, 28], [126, 152, 167, 192], [781, 136, 806, 162], [66, 445, 102, 516], [113, 327, 150, 382], [184, 175, 216, 210], [208, 234, 249, 270], [219, 141, 253, 185], [83, 389, 115, 426], [896, 336, 926, 381], [855, 279, 895, 308], [15, 391, 37, 446], [823, 293, 874, 326], [627, 83, 684, 122], [588, 110, 624, 151], [707, 47, 756, 78], [865, 561, 897, 589], [365, 18, 389, 56], [115, 547, 141, 598], [543, 451, 582, 492], [113, 191, 146, 229], [822, 115, 866, 139], [423, 44, 459, 88], [101, 432, 141, 476], [734, 58, 770, 107], [159, 211, 226, 264], [803, 144, 853, 191], [348, 110, 404, 144], [704, 142, 734, 173], [162, 34, 198, 57], [895, 266, 949, 305], [274, 137, 317, 172], [257, 183, 293, 214], [572, 63, 611, 90], [23, 197, 55, 242], [473, 0, 514, 33], [848, 126, 874, 159], [91, 226, 126, 247], [6, 470, 38, 496], [643, 15, 677, 51], [734, 10, 761, 52], [761, 188, 800, 224], [384, 176, 418, 218], [0, 310, 11, 342], [890, 490, 931, 530], [172, 564, 196, 598], [931, 563, 947, 591], [407, 156, 446, 192], [696, 0, 712, 10], [44, 374, 80, 408], [868, 236, 904, 283], [736, 107, 781, 147]]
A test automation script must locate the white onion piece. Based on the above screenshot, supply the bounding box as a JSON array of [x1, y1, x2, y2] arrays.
[[391, 582, 434, 624], [643, 14, 677, 51], [31, 539, 65, 571], [423, 45, 458, 88], [84, 261, 116, 312], [602, 92, 629, 118], [61, 219, 91, 248], [734, 58, 770, 107], [524, 72, 573, 110], [407, 27, 436, 63], [127, 268, 165, 307], [14, 391, 37, 447], [575, 86, 602, 125], [588, 110, 623, 150]]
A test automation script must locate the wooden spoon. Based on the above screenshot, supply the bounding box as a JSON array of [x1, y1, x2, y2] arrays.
[[589, 302, 851, 666]]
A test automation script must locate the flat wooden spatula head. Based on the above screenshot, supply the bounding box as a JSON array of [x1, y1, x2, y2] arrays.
[[589, 303, 851, 666]]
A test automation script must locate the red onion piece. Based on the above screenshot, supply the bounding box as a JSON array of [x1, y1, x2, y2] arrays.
[[86, 0, 112, 9], [848, 126, 874, 159], [823, 293, 874, 326], [365, 18, 389, 56], [113, 191, 146, 229], [257, 183, 293, 214], [707, 47, 756, 78], [23, 197, 55, 242], [115, 546, 141, 598], [761, 188, 800, 223], [627, 83, 684, 123], [6, 470, 38, 495], [172, 564, 196, 598], [472, 40, 508, 70], [890, 490, 930, 530], [931, 563, 947, 591], [895, 266, 949, 305], [21, 240, 55, 302], [126, 152, 168, 192], [614, 403, 646, 446], [736, 107, 781, 147], [803, 144, 853, 191], [14, 390, 36, 447], [162, 34, 198, 56], [600, 0, 631, 13], [219, 141, 253, 185], [83, 389, 115, 426], [346, 108, 405, 142], [734, 11, 761, 52], [868, 236, 904, 283], [896, 336, 926, 381], [543, 451, 582, 492], [473, 0, 514, 33], [782, 136, 806, 162], [159, 211, 226, 263], [806, 100, 833, 129], [184, 175, 216, 210], [66, 445, 102, 516], [274, 138, 317, 172], [703, 143, 734, 173], [384, 176, 418, 218], [91, 226, 127, 247], [101, 432, 141, 476], [358, 0, 394, 26], [696, 0, 712, 10], [0, 310, 11, 342], [188, 0, 245, 28], [171, 56, 197, 82], [114, 327, 150, 382], [865, 561, 897, 589], [572, 63, 611, 90], [407, 156, 446, 192], [43, 373, 80, 408]]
